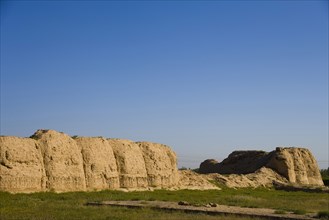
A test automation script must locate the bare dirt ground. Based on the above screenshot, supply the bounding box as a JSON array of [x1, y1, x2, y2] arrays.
[[86, 200, 317, 220]]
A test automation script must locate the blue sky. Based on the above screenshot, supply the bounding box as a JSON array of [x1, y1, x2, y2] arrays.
[[1, 0, 328, 168]]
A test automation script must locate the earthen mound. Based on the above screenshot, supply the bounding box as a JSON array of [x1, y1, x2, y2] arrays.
[[199, 147, 323, 186], [199, 151, 270, 175], [177, 170, 219, 190], [217, 151, 270, 174], [0, 136, 46, 192], [199, 159, 220, 174], [76, 137, 119, 190], [32, 130, 86, 192], [109, 139, 148, 188], [137, 142, 179, 187], [267, 147, 323, 185], [208, 167, 289, 188]]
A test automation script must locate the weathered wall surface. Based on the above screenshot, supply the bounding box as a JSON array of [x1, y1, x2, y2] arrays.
[[266, 147, 323, 186], [138, 142, 179, 187], [75, 137, 119, 190], [109, 139, 148, 188], [0, 130, 182, 193], [0, 130, 181, 192], [32, 130, 86, 192], [0, 136, 46, 192], [199, 147, 324, 186]]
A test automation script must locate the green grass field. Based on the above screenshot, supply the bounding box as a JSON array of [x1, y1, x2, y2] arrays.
[[0, 187, 328, 220]]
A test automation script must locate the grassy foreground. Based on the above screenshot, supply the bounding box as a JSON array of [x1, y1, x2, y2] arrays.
[[0, 187, 328, 220]]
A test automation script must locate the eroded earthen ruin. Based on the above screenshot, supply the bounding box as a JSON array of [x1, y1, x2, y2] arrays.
[[0, 129, 179, 192], [0, 129, 324, 193], [199, 147, 324, 186]]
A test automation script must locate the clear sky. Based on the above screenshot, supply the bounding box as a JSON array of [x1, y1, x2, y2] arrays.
[[1, 0, 328, 169]]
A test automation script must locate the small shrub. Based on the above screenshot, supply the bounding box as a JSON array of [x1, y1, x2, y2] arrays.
[[323, 178, 329, 186], [320, 168, 329, 179], [317, 211, 329, 219], [320, 168, 329, 186]]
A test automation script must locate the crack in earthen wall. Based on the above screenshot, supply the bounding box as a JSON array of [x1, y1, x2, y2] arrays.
[[34, 142, 48, 191], [76, 140, 88, 189]]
